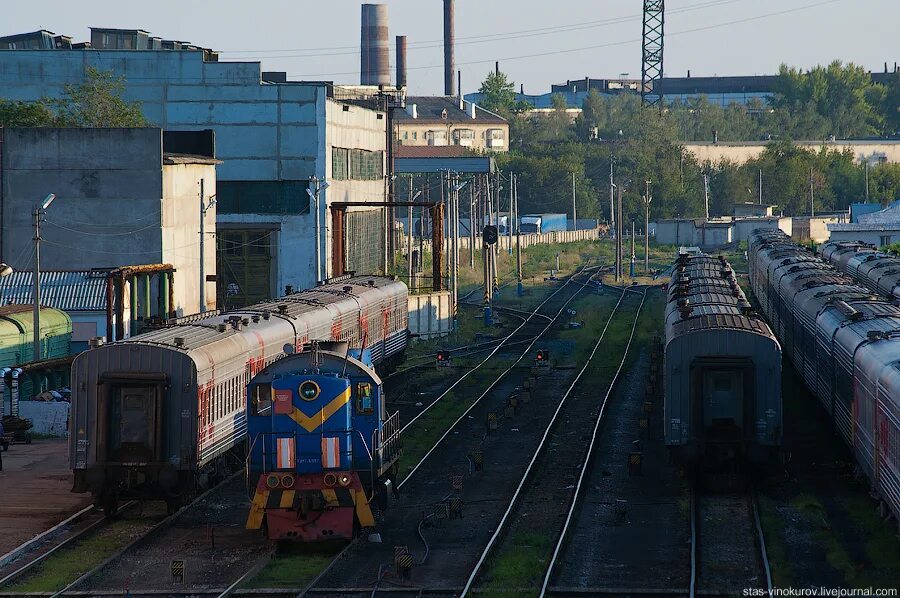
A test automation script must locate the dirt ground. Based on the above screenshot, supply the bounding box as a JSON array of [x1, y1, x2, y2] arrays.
[[0, 439, 90, 555]]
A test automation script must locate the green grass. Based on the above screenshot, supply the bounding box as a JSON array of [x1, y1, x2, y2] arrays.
[[5, 521, 142, 593], [757, 494, 793, 586], [242, 546, 338, 589], [481, 531, 553, 597]]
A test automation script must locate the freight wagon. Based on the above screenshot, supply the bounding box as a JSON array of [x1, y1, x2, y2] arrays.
[[69, 276, 408, 515]]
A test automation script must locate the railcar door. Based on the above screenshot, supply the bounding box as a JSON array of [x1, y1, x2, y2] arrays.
[[108, 386, 159, 463], [702, 369, 744, 439]]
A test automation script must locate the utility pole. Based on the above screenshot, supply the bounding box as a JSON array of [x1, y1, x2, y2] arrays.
[[758, 168, 763, 205], [616, 184, 624, 281], [865, 161, 870, 202], [407, 176, 414, 287], [572, 172, 578, 231], [515, 174, 523, 296], [469, 182, 476, 269], [33, 194, 55, 361], [609, 160, 615, 231], [508, 172, 514, 254], [702, 173, 711, 221], [630, 221, 636, 278], [809, 167, 815, 217], [199, 179, 215, 313], [644, 180, 652, 273]]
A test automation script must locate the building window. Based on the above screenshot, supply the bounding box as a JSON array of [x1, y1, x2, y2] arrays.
[[426, 130, 448, 146], [332, 147, 349, 180], [403, 132, 409, 140], [349, 149, 384, 180], [217, 181, 311, 215], [880, 235, 892, 246], [453, 129, 475, 146], [413, 132, 417, 140]]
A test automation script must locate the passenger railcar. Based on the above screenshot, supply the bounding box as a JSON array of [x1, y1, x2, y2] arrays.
[[664, 252, 782, 467], [69, 277, 408, 514], [749, 230, 900, 523], [245, 345, 400, 541], [822, 240, 900, 302]]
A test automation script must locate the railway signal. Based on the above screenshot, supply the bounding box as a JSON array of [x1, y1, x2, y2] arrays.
[[436, 350, 451, 367], [535, 349, 549, 367], [483, 225, 498, 246]]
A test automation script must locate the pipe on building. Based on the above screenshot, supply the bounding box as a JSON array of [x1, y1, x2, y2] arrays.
[[443, 0, 455, 96], [361, 4, 390, 86], [11, 368, 21, 417], [105, 275, 114, 342], [395, 35, 407, 88]]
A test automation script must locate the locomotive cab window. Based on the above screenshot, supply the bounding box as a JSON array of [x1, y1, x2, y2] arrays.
[[356, 382, 374, 415], [251, 383, 272, 416]]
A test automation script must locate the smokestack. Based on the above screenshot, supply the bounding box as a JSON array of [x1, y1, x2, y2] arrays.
[[396, 35, 407, 88], [361, 4, 390, 86], [443, 0, 455, 96]]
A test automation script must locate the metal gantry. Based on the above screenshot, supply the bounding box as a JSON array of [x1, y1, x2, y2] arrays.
[[641, 0, 665, 107]]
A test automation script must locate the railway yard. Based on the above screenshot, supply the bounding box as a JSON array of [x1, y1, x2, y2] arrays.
[[0, 240, 897, 598]]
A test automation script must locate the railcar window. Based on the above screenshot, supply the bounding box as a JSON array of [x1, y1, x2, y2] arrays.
[[252, 384, 273, 416], [356, 382, 374, 415]]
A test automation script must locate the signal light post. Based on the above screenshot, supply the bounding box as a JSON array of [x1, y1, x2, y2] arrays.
[[483, 224, 498, 326]]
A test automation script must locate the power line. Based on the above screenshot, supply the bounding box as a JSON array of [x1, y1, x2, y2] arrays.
[[289, 0, 844, 79], [220, 0, 740, 58]]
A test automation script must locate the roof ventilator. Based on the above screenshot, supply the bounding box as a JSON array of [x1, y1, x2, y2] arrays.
[[174, 337, 185, 347], [278, 304, 288, 315], [217, 323, 227, 333]]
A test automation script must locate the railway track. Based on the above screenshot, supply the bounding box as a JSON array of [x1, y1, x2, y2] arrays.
[[300, 264, 609, 596], [461, 287, 648, 597], [689, 484, 773, 598], [0, 502, 138, 590]]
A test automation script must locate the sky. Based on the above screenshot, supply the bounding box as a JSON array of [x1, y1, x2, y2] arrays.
[[3, 0, 897, 95]]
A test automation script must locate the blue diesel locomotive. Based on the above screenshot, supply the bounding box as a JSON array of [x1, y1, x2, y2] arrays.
[[245, 343, 400, 541]]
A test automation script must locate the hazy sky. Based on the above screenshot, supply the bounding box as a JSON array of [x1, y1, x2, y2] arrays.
[[3, 0, 897, 95]]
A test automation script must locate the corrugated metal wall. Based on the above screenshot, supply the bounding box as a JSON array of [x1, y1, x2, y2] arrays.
[[345, 209, 385, 275]]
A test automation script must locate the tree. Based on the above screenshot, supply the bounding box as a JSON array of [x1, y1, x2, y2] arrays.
[[477, 70, 531, 118], [46, 67, 146, 127], [0, 99, 54, 126], [0, 67, 147, 128]]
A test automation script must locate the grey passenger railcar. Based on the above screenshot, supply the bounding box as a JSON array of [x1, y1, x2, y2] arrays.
[[749, 230, 900, 525], [664, 253, 782, 466], [70, 276, 408, 514], [822, 240, 900, 302]]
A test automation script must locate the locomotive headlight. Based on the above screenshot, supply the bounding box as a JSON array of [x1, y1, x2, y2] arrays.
[[281, 474, 295, 489], [323, 473, 337, 487], [266, 474, 280, 489], [299, 381, 320, 401], [338, 474, 352, 487]]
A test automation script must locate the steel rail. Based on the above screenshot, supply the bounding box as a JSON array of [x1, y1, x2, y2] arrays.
[[399, 268, 599, 488], [48, 471, 242, 598], [538, 288, 648, 597], [462, 287, 647, 597], [0, 505, 95, 569], [0, 502, 139, 589], [398, 265, 595, 437], [751, 489, 774, 594]]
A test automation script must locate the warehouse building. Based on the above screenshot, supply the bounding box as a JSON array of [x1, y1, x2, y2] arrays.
[[0, 28, 391, 307], [0, 127, 218, 331]]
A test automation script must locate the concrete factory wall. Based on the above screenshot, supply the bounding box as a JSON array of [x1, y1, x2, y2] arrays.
[[0, 127, 216, 317], [18, 400, 70, 437], [683, 141, 900, 165]]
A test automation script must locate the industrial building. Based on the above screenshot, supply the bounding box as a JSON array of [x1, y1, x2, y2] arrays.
[[464, 69, 899, 112], [0, 127, 219, 334], [0, 27, 392, 305], [395, 97, 509, 152], [828, 202, 900, 247]]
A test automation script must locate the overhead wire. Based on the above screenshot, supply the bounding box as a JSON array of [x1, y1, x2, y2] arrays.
[[289, 0, 845, 78]]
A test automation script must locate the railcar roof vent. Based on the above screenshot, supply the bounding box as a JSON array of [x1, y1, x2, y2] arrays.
[[174, 337, 185, 347], [278, 304, 288, 314], [217, 323, 227, 332], [738, 299, 753, 315], [832, 299, 863, 320], [252, 315, 260, 323], [343, 286, 353, 292], [263, 312, 270, 320], [242, 318, 250, 326], [677, 298, 689, 308], [368, 280, 375, 286], [867, 330, 884, 341], [88, 336, 105, 348]]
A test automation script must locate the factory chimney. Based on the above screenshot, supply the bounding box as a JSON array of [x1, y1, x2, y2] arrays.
[[396, 35, 407, 88], [443, 0, 455, 96], [361, 4, 390, 86]]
